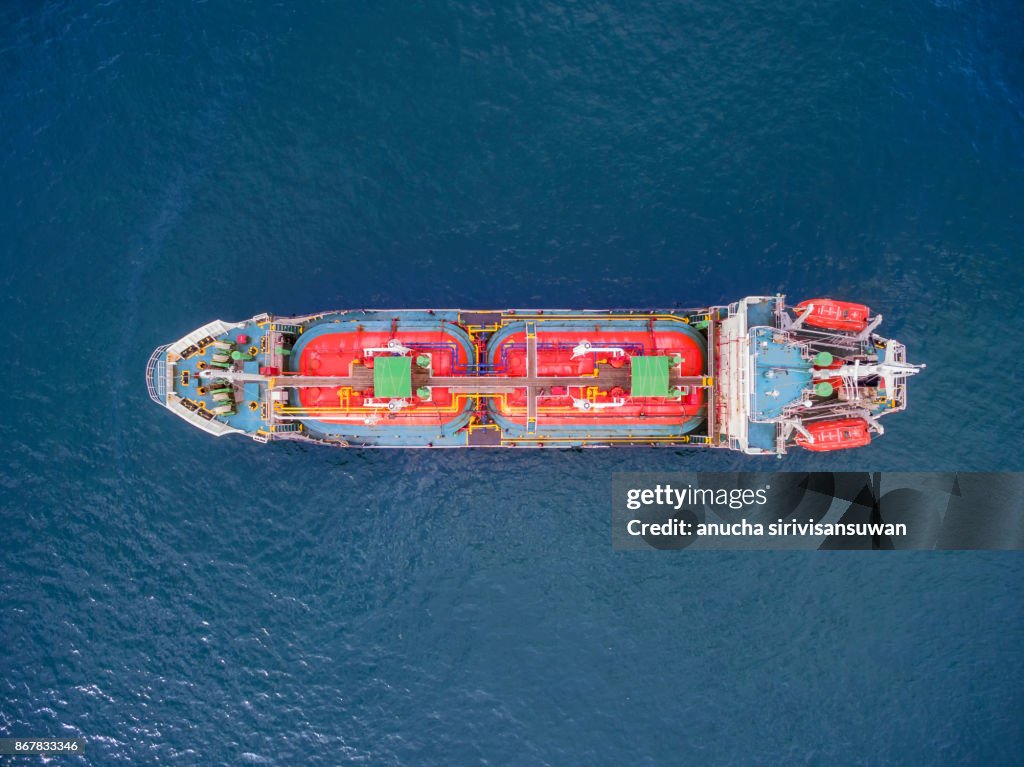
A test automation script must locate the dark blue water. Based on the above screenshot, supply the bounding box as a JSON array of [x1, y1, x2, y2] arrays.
[[2, 1, 1023, 764]]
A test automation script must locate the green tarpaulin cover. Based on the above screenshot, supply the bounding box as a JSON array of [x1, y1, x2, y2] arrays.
[[373, 356, 412, 398], [630, 356, 671, 397]]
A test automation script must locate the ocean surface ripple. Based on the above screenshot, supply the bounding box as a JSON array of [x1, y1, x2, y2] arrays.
[[1, 1, 1022, 764]]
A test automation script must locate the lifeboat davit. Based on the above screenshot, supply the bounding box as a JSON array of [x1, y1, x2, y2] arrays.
[[795, 299, 870, 332], [796, 418, 872, 452]]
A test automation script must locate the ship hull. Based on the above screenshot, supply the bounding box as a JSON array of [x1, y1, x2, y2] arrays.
[[147, 297, 921, 454]]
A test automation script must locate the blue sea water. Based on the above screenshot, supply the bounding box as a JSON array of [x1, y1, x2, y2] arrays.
[[2, 1, 1023, 764]]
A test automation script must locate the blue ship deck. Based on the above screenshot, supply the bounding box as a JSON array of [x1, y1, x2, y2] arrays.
[[750, 326, 813, 421]]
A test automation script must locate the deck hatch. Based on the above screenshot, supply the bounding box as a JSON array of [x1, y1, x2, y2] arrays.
[[630, 356, 671, 397], [373, 356, 412, 398]]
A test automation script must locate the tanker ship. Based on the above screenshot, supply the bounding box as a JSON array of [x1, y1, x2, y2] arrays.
[[145, 295, 922, 454]]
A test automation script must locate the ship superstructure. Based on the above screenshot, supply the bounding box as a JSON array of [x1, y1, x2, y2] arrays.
[[146, 296, 922, 454]]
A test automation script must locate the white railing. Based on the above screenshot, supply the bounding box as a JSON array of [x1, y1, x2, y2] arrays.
[[166, 318, 247, 356], [146, 344, 170, 403], [164, 394, 243, 436]]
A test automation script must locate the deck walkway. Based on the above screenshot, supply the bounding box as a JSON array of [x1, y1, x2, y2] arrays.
[[269, 371, 709, 392]]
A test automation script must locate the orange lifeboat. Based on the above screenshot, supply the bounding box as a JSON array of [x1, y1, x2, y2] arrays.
[[796, 418, 872, 452], [795, 299, 870, 332]]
